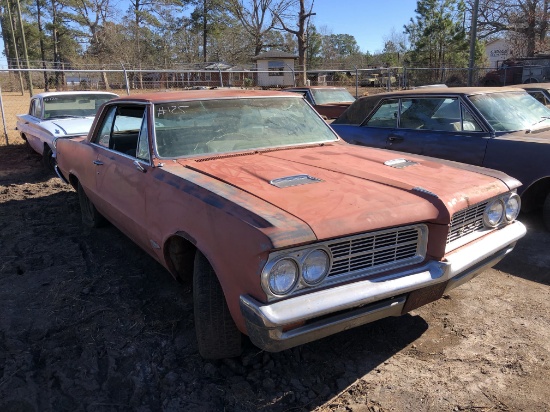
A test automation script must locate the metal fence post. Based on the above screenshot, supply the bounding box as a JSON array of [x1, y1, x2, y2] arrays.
[[355, 66, 359, 99], [0, 86, 8, 145], [122, 64, 130, 95]]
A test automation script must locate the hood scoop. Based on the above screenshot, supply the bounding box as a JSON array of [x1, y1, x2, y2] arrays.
[[384, 158, 418, 169], [270, 174, 323, 188]]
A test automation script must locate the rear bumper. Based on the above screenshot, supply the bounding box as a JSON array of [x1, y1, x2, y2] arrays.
[[240, 221, 526, 352]]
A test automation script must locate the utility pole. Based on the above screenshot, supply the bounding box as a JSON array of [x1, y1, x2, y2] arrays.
[[468, 0, 480, 86], [15, 0, 33, 96], [5, 0, 25, 95]]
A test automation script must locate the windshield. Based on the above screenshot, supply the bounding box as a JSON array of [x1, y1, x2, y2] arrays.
[[311, 88, 355, 105], [43, 94, 117, 119], [469, 91, 550, 132], [154, 97, 338, 158]]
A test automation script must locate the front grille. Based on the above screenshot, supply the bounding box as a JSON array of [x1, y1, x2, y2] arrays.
[[447, 201, 488, 244], [326, 225, 425, 277]]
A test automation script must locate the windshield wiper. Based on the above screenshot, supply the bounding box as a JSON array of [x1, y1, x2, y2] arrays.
[[48, 115, 84, 119], [526, 116, 550, 133]]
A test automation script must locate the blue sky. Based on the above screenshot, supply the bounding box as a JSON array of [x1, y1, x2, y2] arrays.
[[311, 0, 418, 53], [0, 0, 420, 66]]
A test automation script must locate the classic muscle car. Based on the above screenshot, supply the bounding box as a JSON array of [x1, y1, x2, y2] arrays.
[[331, 87, 550, 230], [16, 91, 118, 170], [55, 90, 526, 359], [283, 86, 355, 119]]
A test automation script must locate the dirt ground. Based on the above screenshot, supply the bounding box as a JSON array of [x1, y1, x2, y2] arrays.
[[1, 92, 550, 412]]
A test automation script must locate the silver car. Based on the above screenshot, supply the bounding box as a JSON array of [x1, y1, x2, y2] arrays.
[[16, 91, 118, 170]]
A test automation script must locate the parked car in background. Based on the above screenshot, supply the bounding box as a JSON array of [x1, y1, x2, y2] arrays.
[[511, 83, 550, 107], [331, 87, 550, 229], [55, 90, 525, 359], [16, 91, 118, 170], [282, 86, 355, 119]]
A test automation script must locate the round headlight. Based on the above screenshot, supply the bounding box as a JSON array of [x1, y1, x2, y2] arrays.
[[504, 194, 521, 222], [268, 258, 298, 295], [484, 199, 504, 227], [302, 249, 330, 285]]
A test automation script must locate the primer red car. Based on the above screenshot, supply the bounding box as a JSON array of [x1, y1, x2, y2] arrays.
[[55, 90, 526, 359]]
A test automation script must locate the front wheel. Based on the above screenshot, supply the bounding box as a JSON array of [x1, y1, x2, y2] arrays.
[[193, 251, 242, 359], [77, 181, 105, 228], [543, 192, 550, 231]]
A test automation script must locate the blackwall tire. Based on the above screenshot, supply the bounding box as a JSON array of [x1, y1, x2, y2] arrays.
[[42, 146, 56, 172], [193, 251, 242, 359], [77, 182, 105, 228], [543, 192, 550, 232]]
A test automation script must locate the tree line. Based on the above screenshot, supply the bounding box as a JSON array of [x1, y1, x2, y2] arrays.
[[0, 0, 548, 87]]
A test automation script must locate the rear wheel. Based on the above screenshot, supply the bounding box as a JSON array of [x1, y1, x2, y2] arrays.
[[543, 192, 550, 231], [193, 251, 242, 359], [77, 181, 105, 228]]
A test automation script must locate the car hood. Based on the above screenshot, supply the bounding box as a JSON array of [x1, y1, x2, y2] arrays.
[[175, 143, 512, 241], [39, 117, 95, 137]]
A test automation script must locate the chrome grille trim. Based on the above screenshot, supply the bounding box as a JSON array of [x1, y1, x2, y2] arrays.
[[326, 225, 427, 278], [447, 201, 488, 244], [262, 224, 428, 302]]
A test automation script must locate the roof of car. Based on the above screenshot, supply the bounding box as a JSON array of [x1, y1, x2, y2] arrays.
[[283, 86, 349, 90], [509, 83, 550, 91], [34, 91, 119, 98], [109, 89, 300, 103], [357, 86, 526, 101]]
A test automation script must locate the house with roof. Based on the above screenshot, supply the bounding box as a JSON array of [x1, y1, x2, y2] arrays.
[[252, 50, 298, 87]]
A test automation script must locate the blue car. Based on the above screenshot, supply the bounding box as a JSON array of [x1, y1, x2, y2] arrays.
[[331, 87, 550, 229]]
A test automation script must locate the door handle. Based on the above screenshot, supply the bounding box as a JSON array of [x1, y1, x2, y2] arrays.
[[93, 160, 104, 165], [388, 135, 404, 143]]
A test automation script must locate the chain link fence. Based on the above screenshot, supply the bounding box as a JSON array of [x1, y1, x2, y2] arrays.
[[0, 65, 501, 145]]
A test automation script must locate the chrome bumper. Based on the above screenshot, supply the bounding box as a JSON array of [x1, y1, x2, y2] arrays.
[[240, 221, 526, 352]]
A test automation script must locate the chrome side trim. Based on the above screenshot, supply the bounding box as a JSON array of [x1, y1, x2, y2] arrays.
[[54, 164, 69, 184]]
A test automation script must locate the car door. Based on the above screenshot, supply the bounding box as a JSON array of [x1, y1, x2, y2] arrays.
[[88, 103, 155, 251], [19, 97, 45, 153], [378, 97, 489, 165], [333, 98, 400, 150]]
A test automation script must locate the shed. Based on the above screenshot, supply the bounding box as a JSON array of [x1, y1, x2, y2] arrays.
[[485, 38, 512, 68], [253, 50, 298, 87]]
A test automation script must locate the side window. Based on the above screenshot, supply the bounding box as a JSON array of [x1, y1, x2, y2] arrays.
[[33, 99, 42, 118], [136, 114, 150, 162], [92, 105, 146, 156], [94, 106, 117, 148], [365, 99, 398, 128], [400, 97, 460, 131], [304, 92, 314, 105], [461, 105, 483, 131], [530, 91, 550, 107]]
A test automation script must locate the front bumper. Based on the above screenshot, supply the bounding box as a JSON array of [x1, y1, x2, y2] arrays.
[[240, 221, 526, 352]]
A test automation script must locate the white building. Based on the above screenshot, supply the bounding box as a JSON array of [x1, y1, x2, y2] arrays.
[[485, 38, 512, 68], [253, 50, 298, 87]]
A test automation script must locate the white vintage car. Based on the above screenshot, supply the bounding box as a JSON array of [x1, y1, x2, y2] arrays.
[[16, 91, 118, 170]]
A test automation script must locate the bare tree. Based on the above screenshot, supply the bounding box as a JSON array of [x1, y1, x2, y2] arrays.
[[273, 0, 315, 86], [473, 0, 549, 56], [225, 0, 289, 56]]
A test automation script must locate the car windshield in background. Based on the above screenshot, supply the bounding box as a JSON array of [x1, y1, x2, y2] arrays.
[[469, 92, 550, 132], [311, 88, 355, 105], [43, 94, 116, 119], [154, 97, 338, 158]]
